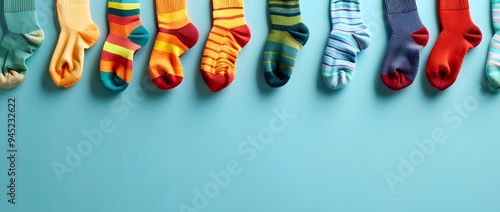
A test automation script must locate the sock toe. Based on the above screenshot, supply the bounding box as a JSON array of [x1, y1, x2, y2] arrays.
[[201, 71, 233, 92], [324, 70, 351, 90], [264, 71, 290, 88], [264, 62, 292, 88], [381, 71, 413, 91], [0, 71, 26, 89], [55, 69, 81, 88], [486, 72, 500, 90], [100, 72, 129, 92], [152, 73, 183, 90]]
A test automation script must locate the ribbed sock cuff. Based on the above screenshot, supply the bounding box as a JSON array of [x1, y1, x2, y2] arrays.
[[269, 0, 302, 12], [157, 0, 186, 13], [57, 0, 89, 5], [439, 0, 469, 11], [213, 0, 243, 10], [4, 0, 36, 12], [385, 0, 417, 13]]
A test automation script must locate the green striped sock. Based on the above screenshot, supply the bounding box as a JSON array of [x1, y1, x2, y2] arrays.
[[0, 0, 44, 89], [263, 0, 309, 88]]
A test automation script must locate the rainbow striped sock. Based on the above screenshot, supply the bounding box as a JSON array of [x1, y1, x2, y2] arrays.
[[200, 0, 251, 92], [322, 0, 371, 90], [486, 0, 500, 90], [100, 0, 150, 93], [148, 0, 199, 90], [262, 0, 310, 88]]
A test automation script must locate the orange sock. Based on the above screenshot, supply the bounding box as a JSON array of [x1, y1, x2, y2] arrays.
[[149, 0, 199, 90], [200, 0, 251, 92], [49, 0, 100, 88]]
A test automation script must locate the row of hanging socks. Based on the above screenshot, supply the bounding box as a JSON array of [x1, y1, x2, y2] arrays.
[[0, 0, 494, 93]]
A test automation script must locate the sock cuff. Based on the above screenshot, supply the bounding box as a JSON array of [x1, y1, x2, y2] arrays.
[[385, 0, 417, 13], [156, 0, 186, 13], [269, 0, 302, 12], [213, 0, 244, 10], [57, 0, 89, 5], [331, 0, 361, 11], [4, 0, 36, 12], [493, 0, 500, 3], [439, 0, 469, 11]]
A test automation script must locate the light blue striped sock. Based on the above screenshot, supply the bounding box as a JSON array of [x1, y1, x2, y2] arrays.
[[486, 0, 500, 90], [322, 0, 371, 90]]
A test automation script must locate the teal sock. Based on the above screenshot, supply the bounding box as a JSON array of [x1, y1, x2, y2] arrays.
[[0, 0, 44, 89]]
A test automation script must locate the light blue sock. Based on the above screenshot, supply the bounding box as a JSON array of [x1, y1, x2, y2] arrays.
[[322, 0, 371, 90]]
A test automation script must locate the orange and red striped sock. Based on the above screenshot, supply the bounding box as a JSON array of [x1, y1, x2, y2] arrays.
[[200, 0, 251, 92], [149, 0, 199, 90]]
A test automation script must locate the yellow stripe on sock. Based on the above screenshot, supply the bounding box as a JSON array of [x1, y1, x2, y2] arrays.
[[270, 15, 302, 26], [154, 41, 184, 55], [108, 2, 140, 10], [266, 31, 302, 50], [158, 9, 189, 23], [103, 42, 134, 60], [264, 51, 296, 60]]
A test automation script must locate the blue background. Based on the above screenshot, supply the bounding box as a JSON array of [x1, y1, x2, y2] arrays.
[[1, 0, 499, 211]]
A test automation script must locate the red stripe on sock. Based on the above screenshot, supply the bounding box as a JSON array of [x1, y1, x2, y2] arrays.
[[101, 51, 133, 68], [213, 7, 243, 11], [108, 14, 141, 25], [214, 14, 245, 20]]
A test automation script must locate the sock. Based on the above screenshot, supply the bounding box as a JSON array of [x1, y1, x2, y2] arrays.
[[380, 0, 429, 91], [49, 0, 100, 88], [0, 0, 44, 89], [100, 0, 150, 93], [200, 0, 251, 92], [486, 0, 500, 90], [322, 0, 371, 90], [148, 0, 199, 90], [425, 0, 482, 91], [262, 0, 309, 88]]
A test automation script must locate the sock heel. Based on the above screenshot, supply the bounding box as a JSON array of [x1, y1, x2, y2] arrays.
[[353, 28, 371, 50], [23, 29, 45, 49], [230, 24, 251, 48], [128, 25, 150, 47], [78, 23, 100, 48], [462, 25, 483, 48], [286, 23, 310, 46], [176, 23, 199, 49], [410, 27, 430, 47]]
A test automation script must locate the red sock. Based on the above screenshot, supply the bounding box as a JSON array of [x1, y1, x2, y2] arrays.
[[425, 0, 482, 91]]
